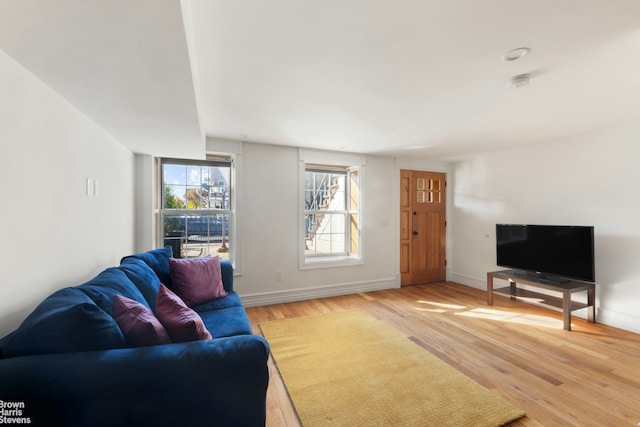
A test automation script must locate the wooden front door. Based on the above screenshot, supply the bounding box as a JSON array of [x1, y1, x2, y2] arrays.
[[400, 170, 446, 285]]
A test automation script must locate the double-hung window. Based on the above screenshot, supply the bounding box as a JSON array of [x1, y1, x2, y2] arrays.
[[303, 161, 362, 266], [160, 157, 233, 261]]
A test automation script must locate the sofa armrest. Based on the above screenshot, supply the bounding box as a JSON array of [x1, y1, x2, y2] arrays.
[[220, 259, 234, 292], [0, 335, 269, 427]]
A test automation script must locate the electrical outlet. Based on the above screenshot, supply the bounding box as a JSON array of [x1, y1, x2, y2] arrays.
[[275, 271, 283, 281]]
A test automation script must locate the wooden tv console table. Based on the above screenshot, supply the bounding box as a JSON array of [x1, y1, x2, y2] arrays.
[[486, 269, 595, 331]]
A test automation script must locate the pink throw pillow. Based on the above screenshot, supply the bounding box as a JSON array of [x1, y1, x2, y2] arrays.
[[112, 295, 171, 347], [168, 255, 227, 307], [155, 284, 212, 342]]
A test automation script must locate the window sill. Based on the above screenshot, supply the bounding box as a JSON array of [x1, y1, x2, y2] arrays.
[[301, 256, 363, 270]]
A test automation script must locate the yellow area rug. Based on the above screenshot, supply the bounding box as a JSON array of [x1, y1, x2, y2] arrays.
[[260, 310, 524, 427]]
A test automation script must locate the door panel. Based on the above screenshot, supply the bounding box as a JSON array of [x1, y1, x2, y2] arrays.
[[400, 170, 412, 284], [400, 170, 446, 285], [400, 210, 410, 240]]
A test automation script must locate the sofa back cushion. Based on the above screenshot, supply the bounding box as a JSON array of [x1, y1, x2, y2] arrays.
[[77, 267, 149, 315], [0, 288, 125, 358], [119, 257, 163, 309], [120, 247, 235, 293], [121, 247, 173, 287]]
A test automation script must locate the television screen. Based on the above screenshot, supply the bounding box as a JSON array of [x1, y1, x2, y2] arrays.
[[496, 224, 595, 283]]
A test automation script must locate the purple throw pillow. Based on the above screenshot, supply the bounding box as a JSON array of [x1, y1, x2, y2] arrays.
[[112, 295, 171, 347], [155, 284, 212, 342], [168, 255, 227, 307]]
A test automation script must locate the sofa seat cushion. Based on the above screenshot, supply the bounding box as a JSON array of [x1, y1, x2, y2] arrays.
[[198, 305, 253, 339], [0, 288, 124, 358], [77, 267, 149, 315], [192, 291, 243, 312]]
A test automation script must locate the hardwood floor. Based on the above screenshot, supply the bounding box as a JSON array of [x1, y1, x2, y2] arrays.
[[246, 282, 640, 427]]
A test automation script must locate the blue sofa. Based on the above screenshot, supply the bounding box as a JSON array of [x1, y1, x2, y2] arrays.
[[0, 247, 270, 427]]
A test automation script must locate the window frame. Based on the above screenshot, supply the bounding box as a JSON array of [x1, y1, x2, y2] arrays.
[[159, 156, 235, 264], [299, 151, 365, 269]]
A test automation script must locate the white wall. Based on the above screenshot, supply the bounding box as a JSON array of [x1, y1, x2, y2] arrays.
[[235, 142, 400, 305], [0, 50, 135, 336], [449, 125, 640, 333]]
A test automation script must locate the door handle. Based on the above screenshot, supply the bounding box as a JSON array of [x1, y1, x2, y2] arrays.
[[413, 231, 418, 236]]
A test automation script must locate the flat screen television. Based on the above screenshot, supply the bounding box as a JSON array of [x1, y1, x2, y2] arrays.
[[496, 224, 595, 283]]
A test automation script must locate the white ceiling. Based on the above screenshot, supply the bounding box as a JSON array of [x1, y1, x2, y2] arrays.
[[0, 0, 203, 158], [2, 0, 640, 160]]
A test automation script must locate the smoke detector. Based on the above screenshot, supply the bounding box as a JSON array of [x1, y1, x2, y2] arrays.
[[501, 47, 531, 62], [507, 74, 531, 89]]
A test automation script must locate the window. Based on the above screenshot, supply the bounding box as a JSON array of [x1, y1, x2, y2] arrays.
[[160, 157, 233, 261], [303, 163, 361, 265]]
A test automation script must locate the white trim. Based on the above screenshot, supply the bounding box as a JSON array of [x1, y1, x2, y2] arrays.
[[230, 152, 243, 274], [348, 165, 363, 262], [299, 147, 366, 165], [158, 155, 241, 272], [206, 137, 243, 155], [300, 256, 364, 270], [134, 153, 155, 252], [240, 277, 397, 307], [155, 157, 164, 247], [298, 158, 307, 268], [449, 272, 486, 290], [597, 308, 640, 334], [194, 139, 243, 273], [299, 158, 365, 269]]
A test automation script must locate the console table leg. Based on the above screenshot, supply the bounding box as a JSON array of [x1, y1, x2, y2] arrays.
[[587, 287, 596, 323], [562, 291, 571, 331], [487, 273, 494, 305], [509, 280, 516, 301]]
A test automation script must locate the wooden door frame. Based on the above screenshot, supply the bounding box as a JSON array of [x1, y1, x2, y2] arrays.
[[400, 169, 447, 286]]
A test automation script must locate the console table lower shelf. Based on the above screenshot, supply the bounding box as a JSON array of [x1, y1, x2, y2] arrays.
[[487, 269, 596, 331]]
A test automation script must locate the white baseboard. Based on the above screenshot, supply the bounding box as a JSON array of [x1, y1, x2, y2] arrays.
[[449, 272, 486, 290], [597, 308, 640, 334], [240, 277, 398, 307]]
